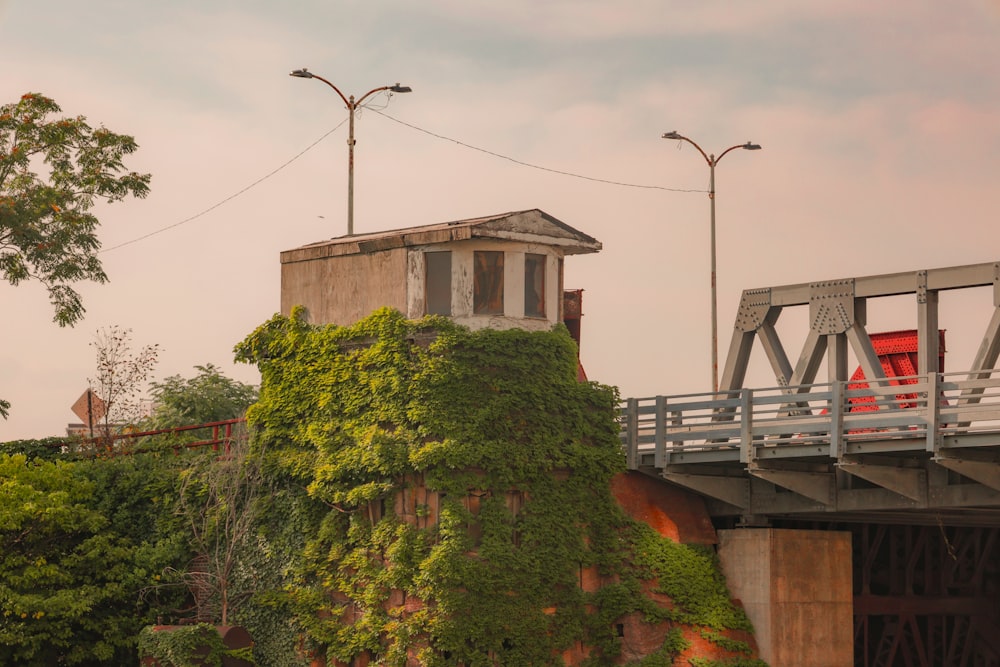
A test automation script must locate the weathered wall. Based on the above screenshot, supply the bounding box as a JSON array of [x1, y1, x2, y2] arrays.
[[718, 528, 853, 667], [610, 471, 717, 545], [280, 249, 409, 325]]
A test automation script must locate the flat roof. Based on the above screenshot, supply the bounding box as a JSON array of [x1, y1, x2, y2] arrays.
[[281, 209, 602, 264]]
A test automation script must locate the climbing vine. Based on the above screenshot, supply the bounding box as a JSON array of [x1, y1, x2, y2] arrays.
[[235, 307, 762, 666], [0, 307, 764, 665], [137, 623, 256, 666]]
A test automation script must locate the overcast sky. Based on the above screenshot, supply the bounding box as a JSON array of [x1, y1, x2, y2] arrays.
[[3, 1, 1000, 439]]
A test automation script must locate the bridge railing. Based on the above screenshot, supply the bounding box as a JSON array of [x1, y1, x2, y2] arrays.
[[620, 369, 1000, 467]]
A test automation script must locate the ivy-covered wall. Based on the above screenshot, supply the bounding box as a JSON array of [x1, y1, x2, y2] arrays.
[[235, 307, 766, 667]]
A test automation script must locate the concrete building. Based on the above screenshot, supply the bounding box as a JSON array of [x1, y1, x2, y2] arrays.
[[280, 209, 771, 666], [279, 209, 601, 330]]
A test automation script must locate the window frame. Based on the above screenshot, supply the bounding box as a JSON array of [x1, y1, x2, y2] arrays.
[[524, 253, 547, 318], [424, 251, 452, 316], [473, 250, 505, 315]]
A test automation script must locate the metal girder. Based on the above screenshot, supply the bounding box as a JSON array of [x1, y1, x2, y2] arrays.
[[764, 261, 1000, 307], [966, 306, 1000, 382], [719, 329, 755, 394], [757, 319, 793, 388], [955, 306, 1000, 427], [661, 470, 749, 509], [720, 289, 779, 394], [838, 462, 927, 502], [916, 270, 941, 376], [734, 288, 771, 333], [810, 279, 856, 334], [828, 332, 849, 383], [845, 319, 887, 386], [934, 457, 1000, 492], [846, 523, 1000, 667], [748, 466, 836, 505], [772, 330, 828, 419], [720, 261, 1000, 397], [790, 328, 827, 388]]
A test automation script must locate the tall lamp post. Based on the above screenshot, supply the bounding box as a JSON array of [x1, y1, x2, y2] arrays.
[[290, 68, 412, 236], [662, 131, 761, 394]]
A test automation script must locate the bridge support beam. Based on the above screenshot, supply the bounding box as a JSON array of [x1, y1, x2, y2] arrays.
[[934, 456, 1000, 491], [838, 461, 927, 502], [718, 528, 853, 667], [748, 467, 836, 505]]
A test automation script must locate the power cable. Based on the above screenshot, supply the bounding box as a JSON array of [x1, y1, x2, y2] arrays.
[[102, 108, 704, 253], [100, 120, 346, 253], [371, 109, 706, 193]]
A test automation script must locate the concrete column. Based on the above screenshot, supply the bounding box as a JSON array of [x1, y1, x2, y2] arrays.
[[717, 528, 853, 667]]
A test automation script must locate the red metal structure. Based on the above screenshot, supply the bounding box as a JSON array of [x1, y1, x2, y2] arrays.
[[56, 419, 246, 457], [563, 289, 588, 381], [845, 329, 946, 413]]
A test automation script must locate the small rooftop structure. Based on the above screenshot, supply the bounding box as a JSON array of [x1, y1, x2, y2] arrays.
[[280, 209, 601, 331]]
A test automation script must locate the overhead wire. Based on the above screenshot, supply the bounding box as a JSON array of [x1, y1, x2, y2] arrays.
[[371, 109, 705, 194], [100, 119, 347, 253], [102, 105, 704, 253]]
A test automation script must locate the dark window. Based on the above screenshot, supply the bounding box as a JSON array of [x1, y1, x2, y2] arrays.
[[474, 251, 504, 315], [425, 251, 452, 315], [524, 253, 546, 318]]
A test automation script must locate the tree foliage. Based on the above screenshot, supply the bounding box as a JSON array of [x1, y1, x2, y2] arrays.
[[0, 309, 762, 665], [0, 93, 150, 327], [0, 452, 189, 664], [148, 364, 258, 429]]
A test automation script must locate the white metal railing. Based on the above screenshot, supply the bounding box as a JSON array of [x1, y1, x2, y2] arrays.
[[619, 370, 1000, 468]]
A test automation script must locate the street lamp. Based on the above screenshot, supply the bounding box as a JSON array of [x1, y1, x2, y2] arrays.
[[290, 68, 412, 236], [662, 131, 761, 394]]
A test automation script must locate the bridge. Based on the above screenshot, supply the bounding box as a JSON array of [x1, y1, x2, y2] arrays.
[[621, 371, 1000, 520], [619, 260, 1000, 667]]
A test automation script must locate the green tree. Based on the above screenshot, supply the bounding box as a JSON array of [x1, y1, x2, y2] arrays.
[[0, 452, 187, 664], [148, 364, 258, 428], [1, 92, 151, 419]]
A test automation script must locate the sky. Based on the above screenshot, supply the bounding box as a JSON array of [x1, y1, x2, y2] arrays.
[[3, 0, 1000, 440]]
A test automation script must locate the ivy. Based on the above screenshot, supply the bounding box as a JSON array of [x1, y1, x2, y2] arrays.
[[0, 307, 763, 665], [236, 307, 762, 665], [137, 623, 256, 666], [631, 525, 754, 632], [698, 629, 754, 656], [689, 658, 769, 667]]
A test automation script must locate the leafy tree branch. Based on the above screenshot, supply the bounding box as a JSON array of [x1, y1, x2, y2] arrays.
[[1, 92, 150, 418]]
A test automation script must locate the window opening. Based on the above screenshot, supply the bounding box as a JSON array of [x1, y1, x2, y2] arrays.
[[425, 251, 452, 315], [474, 250, 504, 315], [524, 253, 546, 318]]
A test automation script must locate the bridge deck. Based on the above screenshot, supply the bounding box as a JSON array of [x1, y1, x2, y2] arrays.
[[619, 370, 1000, 521]]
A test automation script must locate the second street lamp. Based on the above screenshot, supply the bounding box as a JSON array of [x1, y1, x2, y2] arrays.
[[290, 68, 412, 236], [662, 131, 761, 395]]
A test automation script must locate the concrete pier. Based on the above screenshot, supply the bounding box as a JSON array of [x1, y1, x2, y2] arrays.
[[718, 528, 853, 667]]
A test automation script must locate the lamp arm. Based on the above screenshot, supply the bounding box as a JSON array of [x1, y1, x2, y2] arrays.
[[307, 73, 352, 108], [715, 143, 751, 164], [356, 85, 393, 107], [674, 135, 712, 167]]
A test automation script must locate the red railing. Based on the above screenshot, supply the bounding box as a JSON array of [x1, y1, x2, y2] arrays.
[[65, 418, 247, 457]]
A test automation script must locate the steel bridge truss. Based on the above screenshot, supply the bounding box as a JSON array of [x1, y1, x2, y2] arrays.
[[722, 261, 1000, 395], [621, 261, 1000, 518]]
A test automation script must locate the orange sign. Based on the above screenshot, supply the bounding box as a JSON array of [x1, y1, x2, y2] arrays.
[[71, 389, 107, 426]]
